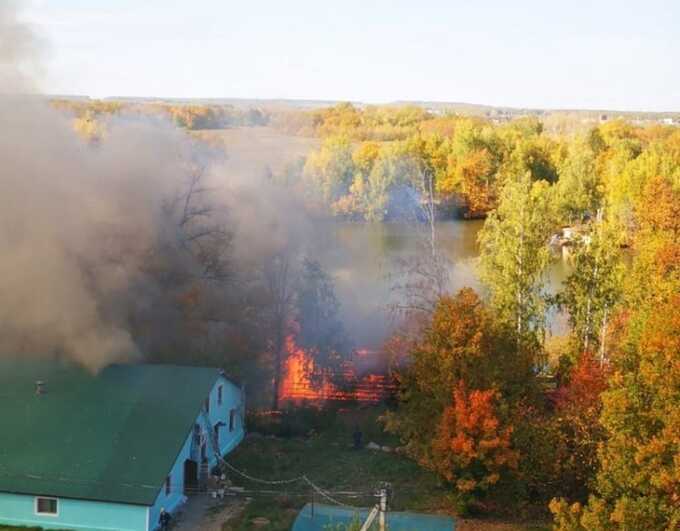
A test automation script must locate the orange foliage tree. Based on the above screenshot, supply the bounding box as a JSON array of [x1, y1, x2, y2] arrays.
[[432, 381, 518, 493], [383, 289, 535, 504], [550, 354, 608, 499]]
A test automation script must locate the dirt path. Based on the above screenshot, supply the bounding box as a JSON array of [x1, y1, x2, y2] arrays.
[[172, 495, 245, 531]]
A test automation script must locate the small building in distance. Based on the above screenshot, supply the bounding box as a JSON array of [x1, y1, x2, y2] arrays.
[[0, 361, 245, 531]]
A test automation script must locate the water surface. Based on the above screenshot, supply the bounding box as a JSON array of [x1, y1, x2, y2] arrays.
[[312, 220, 569, 348]]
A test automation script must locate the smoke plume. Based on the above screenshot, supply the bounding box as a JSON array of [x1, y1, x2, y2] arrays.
[[0, 2, 305, 371], [0, 1, 43, 94]]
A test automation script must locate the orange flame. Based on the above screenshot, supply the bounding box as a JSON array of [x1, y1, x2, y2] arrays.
[[278, 335, 395, 404]]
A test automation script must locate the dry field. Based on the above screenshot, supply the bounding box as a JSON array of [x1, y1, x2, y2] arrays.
[[192, 126, 320, 176]]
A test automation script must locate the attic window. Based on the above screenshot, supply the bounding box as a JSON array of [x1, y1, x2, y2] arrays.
[[229, 409, 236, 431], [35, 497, 58, 516], [165, 475, 171, 495], [204, 397, 210, 414], [217, 385, 223, 406]]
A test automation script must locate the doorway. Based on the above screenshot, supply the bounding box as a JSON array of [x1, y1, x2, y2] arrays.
[[183, 459, 198, 495]]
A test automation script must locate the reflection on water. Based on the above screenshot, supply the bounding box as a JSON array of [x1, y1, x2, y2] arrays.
[[310, 220, 570, 349]]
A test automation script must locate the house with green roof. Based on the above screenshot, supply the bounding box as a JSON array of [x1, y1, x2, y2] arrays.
[[0, 360, 245, 531]]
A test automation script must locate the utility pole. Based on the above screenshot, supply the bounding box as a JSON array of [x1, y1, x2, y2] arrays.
[[379, 486, 387, 531], [360, 483, 390, 531]]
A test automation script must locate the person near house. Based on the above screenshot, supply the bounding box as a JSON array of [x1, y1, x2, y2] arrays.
[[352, 425, 363, 449], [159, 507, 172, 531]]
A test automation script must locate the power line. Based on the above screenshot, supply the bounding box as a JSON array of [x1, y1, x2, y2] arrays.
[[220, 459, 363, 508], [220, 460, 305, 485]]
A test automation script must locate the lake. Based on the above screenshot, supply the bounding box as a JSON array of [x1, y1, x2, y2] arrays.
[[311, 220, 570, 349]]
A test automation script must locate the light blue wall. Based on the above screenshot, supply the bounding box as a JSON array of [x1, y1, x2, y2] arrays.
[[146, 434, 191, 531], [0, 375, 245, 531], [0, 492, 148, 531], [147, 375, 245, 531]]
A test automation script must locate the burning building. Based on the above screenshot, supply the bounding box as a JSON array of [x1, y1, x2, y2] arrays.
[[279, 335, 396, 405]]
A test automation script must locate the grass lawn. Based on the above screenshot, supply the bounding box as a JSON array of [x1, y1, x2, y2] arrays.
[[221, 407, 549, 531]]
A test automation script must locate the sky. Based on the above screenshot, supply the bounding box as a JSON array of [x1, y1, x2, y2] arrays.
[[21, 0, 680, 111]]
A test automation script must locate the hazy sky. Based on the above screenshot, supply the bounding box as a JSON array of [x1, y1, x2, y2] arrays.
[[23, 0, 679, 111]]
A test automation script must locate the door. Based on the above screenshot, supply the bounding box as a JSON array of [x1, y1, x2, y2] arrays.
[[183, 459, 198, 494]]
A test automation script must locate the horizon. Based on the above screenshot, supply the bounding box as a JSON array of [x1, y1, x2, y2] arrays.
[[35, 93, 680, 115]]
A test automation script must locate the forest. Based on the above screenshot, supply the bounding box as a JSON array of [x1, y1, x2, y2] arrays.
[[40, 100, 680, 530]]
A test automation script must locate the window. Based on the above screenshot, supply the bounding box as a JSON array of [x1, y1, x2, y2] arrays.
[[214, 424, 220, 445], [217, 385, 223, 406], [165, 475, 171, 496], [229, 409, 236, 432], [204, 397, 210, 414], [35, 497, 58, 516]]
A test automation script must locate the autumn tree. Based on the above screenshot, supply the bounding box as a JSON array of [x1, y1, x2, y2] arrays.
[[625, 174, 680, 307], [551, 296, 680, 530], [549, 353, 608, 500], [434, 118, 500, 215], [551, 175, 680, 531], [432, 381, 519, 495], [303, 135, 355, 205], [384, 289, 533, 501]]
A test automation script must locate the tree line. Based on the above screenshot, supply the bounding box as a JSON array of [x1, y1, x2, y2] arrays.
[[375, 114, 679, 527], [50, 98, 270, 136], [287, 103, 678, 232]]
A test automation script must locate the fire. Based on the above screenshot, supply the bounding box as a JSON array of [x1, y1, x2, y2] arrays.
[[279, 335, 395, 404]]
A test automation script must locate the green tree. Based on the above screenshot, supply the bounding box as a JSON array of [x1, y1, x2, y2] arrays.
[[478, 174, 555, 353], [556, 139, 602, 224], [558, 217, 624, 361]]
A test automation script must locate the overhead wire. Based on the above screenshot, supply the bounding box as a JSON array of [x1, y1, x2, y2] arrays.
[[220, 459, 364, 508]]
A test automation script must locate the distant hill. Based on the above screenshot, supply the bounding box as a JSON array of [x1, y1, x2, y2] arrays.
[[42, 94, 680, 120]]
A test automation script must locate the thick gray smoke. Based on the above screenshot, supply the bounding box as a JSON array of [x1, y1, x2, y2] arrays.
[[0, 1, 43, 93], [0, 103, 197, 369], [0, 2, 311, 371]]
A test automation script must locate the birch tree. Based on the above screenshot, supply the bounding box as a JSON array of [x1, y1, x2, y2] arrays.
[[478, 173, 555, 356], [558, 214, 623, 362]]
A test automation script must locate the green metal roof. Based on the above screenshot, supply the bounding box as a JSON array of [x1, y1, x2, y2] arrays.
[[0, 359, 223, 506]]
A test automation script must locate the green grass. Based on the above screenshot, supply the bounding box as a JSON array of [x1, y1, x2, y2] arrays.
[[221, 407, 454, 531]]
